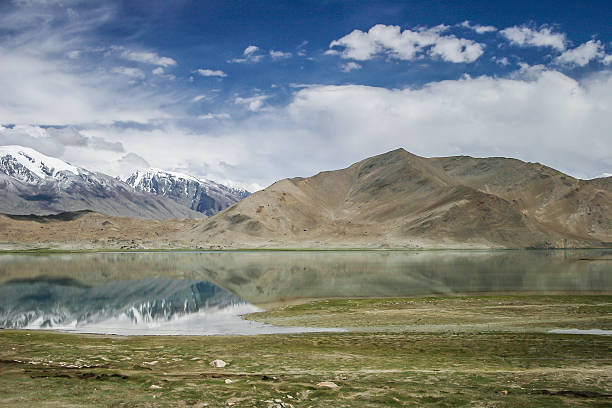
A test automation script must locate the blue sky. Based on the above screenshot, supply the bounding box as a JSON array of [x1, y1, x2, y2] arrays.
[[0, 0, 611, 189]]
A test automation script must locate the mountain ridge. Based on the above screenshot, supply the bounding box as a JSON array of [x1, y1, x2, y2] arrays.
[[186, 148, 611, 248], [0, 145, 202, 220], [0, 148, 610, 249], [125, 168, 249, 216]]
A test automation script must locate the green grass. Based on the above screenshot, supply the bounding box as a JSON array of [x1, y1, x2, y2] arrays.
[[248, 295, 612, 331], [1, 330, 611, 407], [1, 295, 611, 407]]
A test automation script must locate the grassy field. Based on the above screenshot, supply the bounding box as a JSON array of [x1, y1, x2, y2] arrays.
[[1, 295, 611, 407]]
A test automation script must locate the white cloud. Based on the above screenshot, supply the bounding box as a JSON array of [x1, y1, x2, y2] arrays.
[[244, 45, 259, 56], [2, 1, 610, 188], [120, 50, 177, 67], [429, 36, 485, 63], [0, 125, 65, 158], [0, 125, 124, 167], [198, 113, 231, 120], [50, 68, 612, 190], [604, 55, 612, 65], [45, 126, 88, 147], [297, 40, 308, 57], [555, 40, 604, 67], [274, 70, 611, 180], [234, 95, 270, 112], [111, 66, 145, 79], [229, 45, 264, 63], [116, 152, 150, 178], [196, 68, 227, 78], [460, 21, 497, 34], [151, 67, 175, 80], [500, 25, 566, 51], [492, 56, 510, 66], [0, 3, 175, 126], [269, 50, 292, 60], [0, 51, 171, 125], [328, 24, 484, 63], [340, 62, 362, 72]]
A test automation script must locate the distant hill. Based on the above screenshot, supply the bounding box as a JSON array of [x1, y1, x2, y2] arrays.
[[0, 148, 610, 249], [126, 168, 249, 216], [0, 145, 202, 220], [188, 149, 611, 248]]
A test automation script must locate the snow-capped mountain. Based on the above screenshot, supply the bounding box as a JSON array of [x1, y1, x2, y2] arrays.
[[126, 168, 249, 216], [0, 145, 201, 219], [0, 145, 80, 184]]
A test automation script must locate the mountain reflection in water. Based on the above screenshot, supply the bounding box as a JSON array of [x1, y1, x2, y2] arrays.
[[0, 278, 338, 335], [0, 249, 610, 334]]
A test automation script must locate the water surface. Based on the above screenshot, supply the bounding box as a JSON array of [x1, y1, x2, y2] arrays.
[[1, 249, 610, 334]]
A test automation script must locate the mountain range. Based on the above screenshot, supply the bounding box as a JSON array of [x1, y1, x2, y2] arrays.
[[188, 148, 611, 248], [0, 147, 610, 249], [0, 146, 245, 219], [126, 168, 248, 216]]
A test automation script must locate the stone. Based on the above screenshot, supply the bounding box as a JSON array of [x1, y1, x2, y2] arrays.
[[316, 381, 340, 389], [210, 359, 228, 368]]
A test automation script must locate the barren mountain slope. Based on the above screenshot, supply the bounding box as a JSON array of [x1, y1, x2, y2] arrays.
[[186, 149, 590, 248], [0, 211, 201, 250], [429, 156, 612, 242]]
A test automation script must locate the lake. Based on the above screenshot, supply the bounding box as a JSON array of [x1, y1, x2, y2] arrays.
[[1, 249, 610, 335]]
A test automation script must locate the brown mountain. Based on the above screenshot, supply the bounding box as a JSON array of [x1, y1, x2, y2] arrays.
[[187, 148, 611, 248], [0, 149, 610, 249]]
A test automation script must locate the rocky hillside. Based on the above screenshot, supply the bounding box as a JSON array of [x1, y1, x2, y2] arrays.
[[188, 149, 611, 248], [0, 149, 609, 249], [126, 168, 249, 216], [0, 145, 201, 220]]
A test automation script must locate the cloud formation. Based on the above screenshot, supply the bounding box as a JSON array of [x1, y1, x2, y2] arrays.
[[229, 45, 264, 63], [111, 66, 145, 79], [328, 24, 484, 63], [269, 50, 292, 59], [197, 69, 228, 78], [198, 113, 231, 120], [0, 3, 176, 126], [459, 21, 497, 34], [0, 125, 124, 160], [1, 0, 610, 189], [340, 62, 362, 72], [98, 67, 609, 189], [120, 50, 177, 67], [555, 40, 604, 66], [500, 25, 566, 51], [234, 95, 270, 112]]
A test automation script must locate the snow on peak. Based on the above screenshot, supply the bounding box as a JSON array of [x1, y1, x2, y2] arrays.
[[149, 168, 201, 183], [130, 168, 202, 186], [0, 145, 80, 180]]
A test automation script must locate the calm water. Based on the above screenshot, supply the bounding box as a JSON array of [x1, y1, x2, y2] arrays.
[[0, 249, 610, 335]]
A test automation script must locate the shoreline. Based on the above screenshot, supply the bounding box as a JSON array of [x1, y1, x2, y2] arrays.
[[1, 246, 611, 254]]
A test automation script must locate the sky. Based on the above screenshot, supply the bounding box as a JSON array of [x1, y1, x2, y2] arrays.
[[0, 0, 611, 190]]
